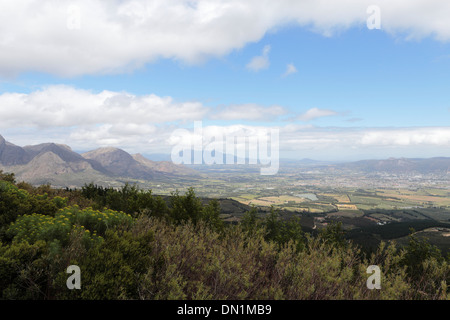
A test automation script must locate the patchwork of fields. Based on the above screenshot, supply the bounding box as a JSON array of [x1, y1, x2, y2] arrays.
[[229, 187, 450, 253], [132, 169, 450, 253]]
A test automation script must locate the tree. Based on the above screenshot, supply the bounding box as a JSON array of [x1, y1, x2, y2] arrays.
[[241, 206, 259, 235], [319, 221, 347, 249], [202, 199, 224, 233], [264, 206, 281, 243], [0, 170, 15, 183], [170, 188, 203, 224], [401, 229, 443, 279], [279, 216, 305, 251]]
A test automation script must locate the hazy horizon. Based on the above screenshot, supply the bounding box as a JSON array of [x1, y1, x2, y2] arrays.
[[2, 132, 449, 164]]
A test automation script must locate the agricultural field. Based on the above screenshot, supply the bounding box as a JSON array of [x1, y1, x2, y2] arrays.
[[376, 188, 450, 207], [227, 187, 449, 217], [223, 184, 450, 251], [134, 169, 450, 254]]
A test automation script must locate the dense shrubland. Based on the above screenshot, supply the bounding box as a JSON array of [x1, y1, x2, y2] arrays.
[[0, 170, 449, 300]]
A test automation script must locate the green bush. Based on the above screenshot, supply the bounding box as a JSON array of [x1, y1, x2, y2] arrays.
[[7, 206, 134, 249], [72, 228, 154, 300], [0, 240, 49, 299]]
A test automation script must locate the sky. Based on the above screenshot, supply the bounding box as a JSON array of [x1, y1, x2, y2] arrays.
[[1, 0, 450, 161]]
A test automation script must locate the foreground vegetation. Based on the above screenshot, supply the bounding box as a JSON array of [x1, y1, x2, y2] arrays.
[[0, 171, 449, 300]]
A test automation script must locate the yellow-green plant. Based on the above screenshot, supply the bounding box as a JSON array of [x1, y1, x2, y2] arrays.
[[7, 206, 134, 248]]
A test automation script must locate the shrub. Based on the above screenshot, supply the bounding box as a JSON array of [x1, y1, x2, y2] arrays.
[[7, 206, 134, 249]]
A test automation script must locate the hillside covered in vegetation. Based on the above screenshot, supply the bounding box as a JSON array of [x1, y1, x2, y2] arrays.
[[0, 170, 449, 300]]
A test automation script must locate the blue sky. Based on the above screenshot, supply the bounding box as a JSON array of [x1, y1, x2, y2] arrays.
[[1, 1, 450, 161]]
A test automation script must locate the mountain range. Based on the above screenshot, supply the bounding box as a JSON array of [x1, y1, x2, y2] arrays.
[[0, 134, 198, 187], [1, 134, 449, 187], [335, 157, 450, 175]]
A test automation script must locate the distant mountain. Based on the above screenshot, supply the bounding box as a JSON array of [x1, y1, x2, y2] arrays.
[[143, 153, 173, 162], [0, 135, 198, 186], [338, 157, 450, 174], [24, 142, 75, 159], [23, 142, 110, 174], [0, 134, 31, 165], [2, 133, 449, 186], [280, 158, 337, 166], [13, 151, 108, 186], [81, 147, 179, 181], [132, 153, 199, 176], [0, 137, 113, 186]]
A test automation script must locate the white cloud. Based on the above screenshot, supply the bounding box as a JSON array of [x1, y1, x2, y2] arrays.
[[0, 85, 286, 153], [2, 1, 450, 77], [277, 126, 450, 160], [0, 85, 211, 152], [2, 85, 450, 159], [280, 127, 450, 149], [282, 63, 298, 77], [359, 128, 450, 146], [3, 109, 450, 159], [70, 124, 450, 158], [211, 103, 286, 121], [297, 108, 338, 121], [166, 124, 450, 161], [0, 85, 208, 129], [246, 45, 271, 72]]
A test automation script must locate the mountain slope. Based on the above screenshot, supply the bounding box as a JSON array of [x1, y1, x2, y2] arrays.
[[339, 157, 450, 174], [81, 147, 165, 180], [11, 151, 110, 186], [23, 143, 110, 174], [0, 135, 31, 166], [0, 135, 198, 186], [132, 153, 199, 176], [0, 139, 112, 186]]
